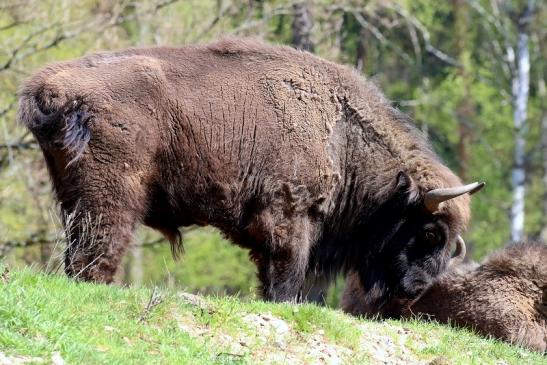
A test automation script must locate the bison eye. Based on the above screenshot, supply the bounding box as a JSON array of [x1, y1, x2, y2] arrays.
[[422, 230, 439, 245]]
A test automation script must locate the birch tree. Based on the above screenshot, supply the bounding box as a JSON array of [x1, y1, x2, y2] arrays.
[[538, 34, 547, 240], [510, 0, 534, 242]]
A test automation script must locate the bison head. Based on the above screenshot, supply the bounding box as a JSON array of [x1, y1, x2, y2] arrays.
[[354, 171, 484, 318]]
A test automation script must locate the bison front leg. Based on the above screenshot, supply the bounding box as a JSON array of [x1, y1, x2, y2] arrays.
[[63, 206, 139, 283], [256, 216, 315, 302]]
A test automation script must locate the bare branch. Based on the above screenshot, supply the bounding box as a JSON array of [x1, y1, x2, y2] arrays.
[[192, 1, 234, 42], [383, 2, 460, 66], [351, 11, 413, 64], [0, 102, 16, 118], [0, 130, 33, 167], [0, 20, 26, 32], [322, 4, 413, 64], [0, 142, 38, 150], [0, 0, 181, 74], [466, 0, 516, 77], [138, 287, 164, 323]]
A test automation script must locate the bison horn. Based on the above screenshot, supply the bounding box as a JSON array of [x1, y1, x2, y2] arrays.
[[424, 182, 485, 212], [449, 235, 466, 266]]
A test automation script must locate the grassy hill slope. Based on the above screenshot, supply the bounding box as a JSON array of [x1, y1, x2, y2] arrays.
[[0, 267, 543, 365]]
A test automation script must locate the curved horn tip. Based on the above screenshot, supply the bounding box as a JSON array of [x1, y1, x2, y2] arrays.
[[424, 181, 486, 213], [449, 235, 466, 266], [468, 181, 486, 195]]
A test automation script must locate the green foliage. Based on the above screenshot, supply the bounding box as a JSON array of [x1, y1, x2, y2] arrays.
[[128, 228, 258, 297]]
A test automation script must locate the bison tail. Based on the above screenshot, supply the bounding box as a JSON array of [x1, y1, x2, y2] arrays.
[[18, 83, 92, 166], [17, 87, 56, 132], [158, 227, 185, 260]]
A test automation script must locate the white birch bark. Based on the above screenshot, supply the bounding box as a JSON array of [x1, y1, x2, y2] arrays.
[[542, 112, 547, 240], [510, 0, 534, 242]]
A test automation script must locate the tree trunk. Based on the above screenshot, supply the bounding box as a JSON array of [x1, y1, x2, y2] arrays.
[[539, 77, 547, 240], [510, 0, 534, 242], [453, 0, 474, 182], [355, 27, 368, 73], [292, 1, 314, 52]]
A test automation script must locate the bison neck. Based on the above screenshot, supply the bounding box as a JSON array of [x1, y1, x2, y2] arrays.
[[306, 100, 439, 274]]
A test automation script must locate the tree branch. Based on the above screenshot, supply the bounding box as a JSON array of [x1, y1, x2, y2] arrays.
[[383, 2, 460, 67]]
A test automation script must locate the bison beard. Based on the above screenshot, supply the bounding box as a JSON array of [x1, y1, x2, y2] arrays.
[[18, 37, 483, 306]]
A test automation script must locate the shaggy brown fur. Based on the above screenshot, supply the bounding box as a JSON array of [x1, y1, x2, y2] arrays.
[[342, 243, 547, 352], [19, 37, 476, 305]]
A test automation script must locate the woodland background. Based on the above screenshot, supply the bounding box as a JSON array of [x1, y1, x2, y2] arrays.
[[0, 0, 545, 304]]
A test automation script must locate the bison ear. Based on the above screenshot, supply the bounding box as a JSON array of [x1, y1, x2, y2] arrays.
[[395, 171, 412, 190], [394, 171, 419, 202]]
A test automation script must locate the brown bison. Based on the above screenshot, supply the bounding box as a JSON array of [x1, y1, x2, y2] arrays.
[[18, 37, 483, 306], [342, 243, 547, 352]]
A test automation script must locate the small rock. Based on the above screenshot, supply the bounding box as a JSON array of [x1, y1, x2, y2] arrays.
[[51, 352, 65, 365], [0, 351, 45, 364]]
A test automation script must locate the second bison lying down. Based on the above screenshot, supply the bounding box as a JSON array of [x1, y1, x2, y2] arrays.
[[342, 243, 547, 352]]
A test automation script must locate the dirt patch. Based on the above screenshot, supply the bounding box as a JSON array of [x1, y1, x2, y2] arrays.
[[358, 322, 424, 364], [174, 292, 429, 364], [234, 312, 352, 364], [0, 351, 64, 365]]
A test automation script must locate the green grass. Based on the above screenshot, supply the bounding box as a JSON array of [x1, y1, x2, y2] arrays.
[[0, 267, 543, 365]]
